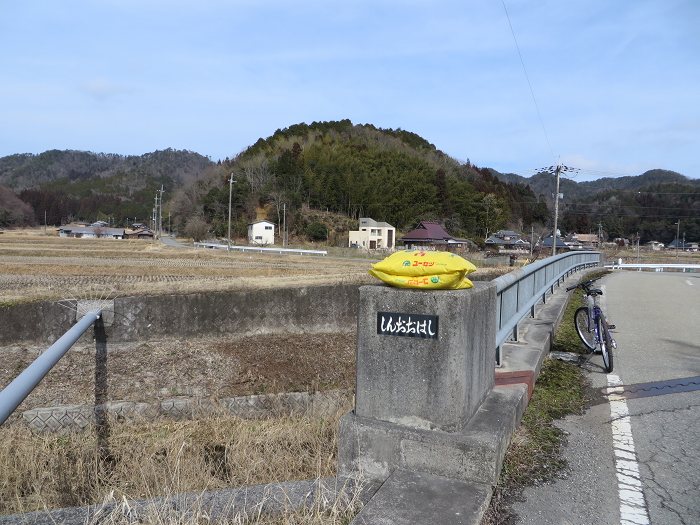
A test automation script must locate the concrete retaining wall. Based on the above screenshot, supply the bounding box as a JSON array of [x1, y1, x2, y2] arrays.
[[0, 284, 360, 344], [20, 389, 351, 432]]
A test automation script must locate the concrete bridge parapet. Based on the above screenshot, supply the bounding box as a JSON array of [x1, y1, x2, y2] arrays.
[[340, 270, 586, 524], [338, 283, 528, 515]]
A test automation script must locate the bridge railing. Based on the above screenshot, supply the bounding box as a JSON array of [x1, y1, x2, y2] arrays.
[[0, 311, 102, 425], [493, 251, 601, 366]]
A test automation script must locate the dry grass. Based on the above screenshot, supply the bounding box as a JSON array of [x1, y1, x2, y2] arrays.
[[0, 400, 352, 516], [0, 231, 375, 304]]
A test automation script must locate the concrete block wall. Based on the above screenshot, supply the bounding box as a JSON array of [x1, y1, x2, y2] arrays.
[[0, 284, 360, 344]]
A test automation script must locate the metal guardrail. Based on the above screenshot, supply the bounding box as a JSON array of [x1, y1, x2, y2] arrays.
[[194, 242, 327, 256], [0, 310, 101, 425], [605, 263, 699, 272], [493, 251, 601, 366]]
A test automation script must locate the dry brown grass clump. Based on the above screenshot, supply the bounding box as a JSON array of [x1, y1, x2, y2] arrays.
[[0, 404, 351, 516]]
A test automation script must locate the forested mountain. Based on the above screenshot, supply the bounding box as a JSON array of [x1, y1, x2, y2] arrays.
[[170, 120, 548, 241], [492, 168, 700, 244], [0, 149, 213, 226], [3, 122, 693, 244]]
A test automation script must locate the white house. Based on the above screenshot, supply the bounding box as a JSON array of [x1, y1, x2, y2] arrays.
[[248, 220, 275, 245], [349, 218, 396, 250]]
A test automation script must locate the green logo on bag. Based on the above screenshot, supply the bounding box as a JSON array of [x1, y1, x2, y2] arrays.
[[430, 276, 440, 284], [402, 260, 411, 267]]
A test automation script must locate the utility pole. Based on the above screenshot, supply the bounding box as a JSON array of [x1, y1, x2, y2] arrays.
[[675, 220, 680, 261], [153, 193, 159, 239], [158, 185, 165, 238], [552, 164, 561, 257], [283, 203, 287, 248], [530, 225, 534, 257], [484, 199, 490, 241], [228, 174, 236, 251], [537, 164, 578, 257]]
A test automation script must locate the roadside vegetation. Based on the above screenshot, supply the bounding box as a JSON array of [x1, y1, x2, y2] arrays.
[[0, 404, 359, 522], [483, 271, 611, 524]]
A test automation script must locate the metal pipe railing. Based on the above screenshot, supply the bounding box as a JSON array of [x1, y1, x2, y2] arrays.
[[0, 310, 101, 425], [493, 252, 601, 365]]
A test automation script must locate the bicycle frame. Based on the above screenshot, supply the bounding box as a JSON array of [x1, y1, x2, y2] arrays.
[[585, 294, 603, 344]]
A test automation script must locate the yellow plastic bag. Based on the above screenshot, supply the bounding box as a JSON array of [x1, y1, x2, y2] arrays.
[[371, 250, 477, 277], [368, 269, 474, 290]]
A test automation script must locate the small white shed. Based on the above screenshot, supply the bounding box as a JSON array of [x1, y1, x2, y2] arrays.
[[248, 220, 275, 245]]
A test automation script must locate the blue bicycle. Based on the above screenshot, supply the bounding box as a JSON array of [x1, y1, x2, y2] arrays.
[[566, 278, 617, 373]]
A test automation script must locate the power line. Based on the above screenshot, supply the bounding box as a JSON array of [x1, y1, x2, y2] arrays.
[[501, 0, 555, 162], [551, 204, 699, 211], [561, 212, 698, 220]]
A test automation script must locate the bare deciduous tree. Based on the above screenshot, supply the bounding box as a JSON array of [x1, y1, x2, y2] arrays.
[[238, 155, 272, 194]]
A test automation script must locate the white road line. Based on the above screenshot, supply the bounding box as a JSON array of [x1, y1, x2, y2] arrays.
[[607, 374, 650, 525], [686, 279, 694, 286]]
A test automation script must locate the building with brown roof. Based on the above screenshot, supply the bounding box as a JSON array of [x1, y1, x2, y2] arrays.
[[399, 221, 473, 252]]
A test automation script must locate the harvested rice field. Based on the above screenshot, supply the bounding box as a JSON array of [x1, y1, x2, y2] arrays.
[[0, 229, 375, 305]]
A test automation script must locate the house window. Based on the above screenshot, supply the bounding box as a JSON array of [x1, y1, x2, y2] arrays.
[[264, 226, 272, 230], [255, 236, 262, 240]]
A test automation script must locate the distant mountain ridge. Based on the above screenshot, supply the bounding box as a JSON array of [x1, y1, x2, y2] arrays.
[[0, 148, 213, 190], [1, 128, 696, 243], [0, 149, 213, 227], [492, 168, 699, 244], [491, 168, 698, 201]]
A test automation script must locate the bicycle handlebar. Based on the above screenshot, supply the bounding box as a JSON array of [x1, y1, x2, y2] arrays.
[[566, 277, 599, 292]]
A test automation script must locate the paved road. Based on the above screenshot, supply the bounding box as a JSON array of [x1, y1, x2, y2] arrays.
[[512, 270, 700, 525], [160, 235, 190, 248]]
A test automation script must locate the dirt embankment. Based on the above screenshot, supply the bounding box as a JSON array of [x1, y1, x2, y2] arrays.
[[0, 332, 357, 412]]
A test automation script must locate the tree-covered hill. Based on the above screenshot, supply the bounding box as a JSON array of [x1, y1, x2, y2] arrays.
[[171, 120, 548, 242], [0, 149, 213, 226], [8, 121, 693, 244], [560, 179, 700, 245], [492, 168, 699, 244], [0, 149, 212, 190]]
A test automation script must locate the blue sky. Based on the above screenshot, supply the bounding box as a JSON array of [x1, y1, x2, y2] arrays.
[[1, 0, 698, 181]]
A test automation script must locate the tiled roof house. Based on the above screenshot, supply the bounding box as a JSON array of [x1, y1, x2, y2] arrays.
[[399, 221, 473, 252]]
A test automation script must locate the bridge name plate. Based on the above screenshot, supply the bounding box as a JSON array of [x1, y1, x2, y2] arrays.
[[376, 311, 439, 339]]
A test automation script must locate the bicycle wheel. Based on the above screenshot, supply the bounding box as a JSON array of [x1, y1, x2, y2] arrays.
[[574, 307, 596, 351], [599, 316, 614, 373]]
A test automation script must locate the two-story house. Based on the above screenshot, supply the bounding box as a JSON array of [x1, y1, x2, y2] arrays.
[[248, 220, 275, 245], [348, 218, 395, 250]]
